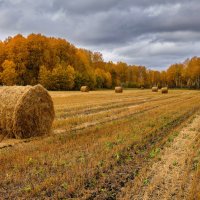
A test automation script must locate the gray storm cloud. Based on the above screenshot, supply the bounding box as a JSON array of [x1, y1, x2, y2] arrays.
[[0, 0, 200, 69]]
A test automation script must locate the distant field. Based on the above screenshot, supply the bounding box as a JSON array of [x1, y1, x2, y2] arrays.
[[1, 89, 200, 199]]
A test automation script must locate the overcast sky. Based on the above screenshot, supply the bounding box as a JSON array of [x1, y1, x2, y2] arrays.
[[0, 0, 200, 69]]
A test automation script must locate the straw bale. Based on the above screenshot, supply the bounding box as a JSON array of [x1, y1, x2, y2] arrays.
[[152, 86, 158, 92], [0, 84, 55, 139], [80, 86, 89, 92], [115, 86, 123, 93], [161, 87, 168, 94]]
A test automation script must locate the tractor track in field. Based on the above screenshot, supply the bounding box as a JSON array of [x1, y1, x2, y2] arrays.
[[119, 114, 200, 200], [71, 109, 198, 200]]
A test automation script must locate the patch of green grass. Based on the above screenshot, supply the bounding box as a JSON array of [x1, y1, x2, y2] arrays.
[[168, 131, 179, 143], [193, 158, 199, 171], [149, 148, 160, 158], [22, 185, 32, 193], [173, 160, 178, 166], [61, 182, 68, 190], [105, 141, 115, 149], [143, 178, 150, 186]]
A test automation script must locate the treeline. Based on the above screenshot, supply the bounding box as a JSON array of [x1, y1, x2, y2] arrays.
[[0, 34, 200, 90]]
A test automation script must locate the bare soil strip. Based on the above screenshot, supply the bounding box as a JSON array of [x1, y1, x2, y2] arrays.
[[119, 115, 200, 200]]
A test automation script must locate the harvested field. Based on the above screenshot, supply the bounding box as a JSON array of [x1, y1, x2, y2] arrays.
[[119, 114, 200, 200], [0, 89, 200, 199]]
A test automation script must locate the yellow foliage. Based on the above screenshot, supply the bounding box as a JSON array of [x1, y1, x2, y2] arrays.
[[0, 60, 17, 85]]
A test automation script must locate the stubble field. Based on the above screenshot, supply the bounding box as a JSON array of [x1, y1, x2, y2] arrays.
[[0, 89, 200, 199]]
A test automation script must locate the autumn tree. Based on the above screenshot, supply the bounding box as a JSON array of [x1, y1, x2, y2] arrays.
[[0, 60, 17, 85], [160, 71, 167, 87], [5, 34, 28, 84], [138, 66, 148, 87], [39, 65, 75, 90], [51, 65, 75, 90], [185, 57, 200, 88], [0, 41, 5, 70], [95, 68, 105, 88], [1, 33, 200, 90], [104, 72, 112, 88], [167, 63, 184, 88], [38, 65, 52, 89], [81, 72, 96, 90], [148, 70, 161, 87]]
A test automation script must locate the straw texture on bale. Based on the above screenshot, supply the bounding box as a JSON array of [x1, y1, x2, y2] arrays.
[[161, 87, 168, 94], [115, 86, 123, 93], [80, 86, 89, 92], [0, 84, 55, 139], [152, 86, 158, 92]]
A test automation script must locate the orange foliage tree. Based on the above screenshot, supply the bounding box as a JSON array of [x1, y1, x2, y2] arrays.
[[0, 33, 200, 90]]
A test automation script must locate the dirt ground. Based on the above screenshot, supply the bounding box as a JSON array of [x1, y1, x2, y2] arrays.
[[119, 115, 200, 200]]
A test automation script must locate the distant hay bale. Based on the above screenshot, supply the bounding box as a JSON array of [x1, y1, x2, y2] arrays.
[[152, 86, 158, 92], [115, 86, 123, 93], [80, 86, 89, 92], [0, 84, 55, 139], [161, 87, 168, 94]]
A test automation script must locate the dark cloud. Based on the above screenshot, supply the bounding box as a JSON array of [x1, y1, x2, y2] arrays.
[[0, 0, 200, 69]]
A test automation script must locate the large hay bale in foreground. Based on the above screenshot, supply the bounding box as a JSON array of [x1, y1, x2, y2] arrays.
[[152, 86, 158, 92], [0, 84, 55, 139], [115, 86, 123, 93], [80, 86, 89, 92], [161, 87, 168, 94]]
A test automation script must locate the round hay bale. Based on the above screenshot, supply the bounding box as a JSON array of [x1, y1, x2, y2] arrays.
[[80, 86, 89, 92], [140, 86, 145, 89], [0, 84, 55, 139], [152, 86, 158, 92], [115, 86, 123, 93], [161, 87, 168, 94]]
